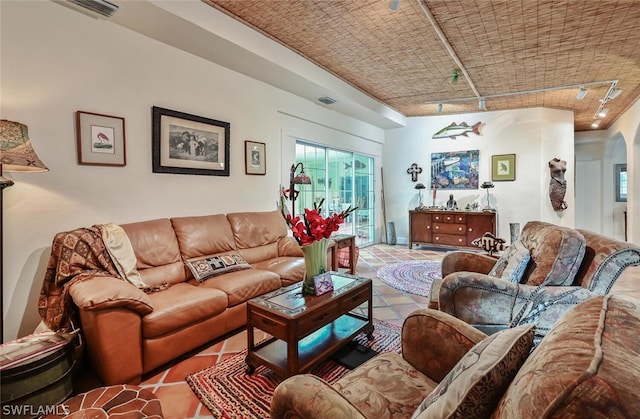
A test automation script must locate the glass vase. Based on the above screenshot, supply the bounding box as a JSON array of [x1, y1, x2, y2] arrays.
[[300, 238, 329, 295]]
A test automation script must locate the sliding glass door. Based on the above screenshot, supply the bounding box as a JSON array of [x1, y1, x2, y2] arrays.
[[294, 142, 374, 246]]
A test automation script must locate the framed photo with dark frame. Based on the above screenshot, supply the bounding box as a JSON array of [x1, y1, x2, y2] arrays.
[[244, 140, 266, 175], [152, 106, 230, 176], [492, 154, 516, 181], [76, 111, 126, 166]]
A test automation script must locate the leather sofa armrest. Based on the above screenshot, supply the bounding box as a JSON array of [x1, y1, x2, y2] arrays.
[[271, 374, 366, 419], [441, 251, 497, 277], [278, 236, 303, 257], [69, 276, 153, 315], [401, 309, 487, 382]]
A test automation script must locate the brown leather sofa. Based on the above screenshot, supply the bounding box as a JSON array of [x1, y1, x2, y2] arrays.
[[67, 210, 305, 385]]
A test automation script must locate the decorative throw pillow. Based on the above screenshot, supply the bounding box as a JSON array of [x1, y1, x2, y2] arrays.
[[412, 324, 535, 419], [488, 241, 531, 282], [186, 253, 251, 282]]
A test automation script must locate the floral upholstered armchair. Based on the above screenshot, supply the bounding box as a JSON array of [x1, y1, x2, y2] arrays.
[[271, 295, 640, 418], [430, 221, 640, 339]]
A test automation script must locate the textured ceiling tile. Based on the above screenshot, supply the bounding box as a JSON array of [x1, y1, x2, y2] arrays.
[[205, 0, 640, 131]]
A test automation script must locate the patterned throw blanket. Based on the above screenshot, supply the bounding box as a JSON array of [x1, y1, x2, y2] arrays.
[[38, 226, 122, 333]]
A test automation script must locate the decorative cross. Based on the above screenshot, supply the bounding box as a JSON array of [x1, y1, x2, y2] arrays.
[[406, 163, 423, 182]]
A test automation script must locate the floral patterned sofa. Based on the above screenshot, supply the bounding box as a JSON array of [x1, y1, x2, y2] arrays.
[[429, 221, 640, 340], [271, 294, 640, 418]]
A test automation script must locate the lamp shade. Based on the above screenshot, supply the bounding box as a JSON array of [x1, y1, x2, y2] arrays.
[[414, 183, 426, 189], [293, 171, 311, 185], [0, 120, 48, 172]]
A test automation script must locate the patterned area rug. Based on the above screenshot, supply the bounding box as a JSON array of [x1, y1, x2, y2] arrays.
[[377, 259, 442, 297], [186, 320, 400, 419]]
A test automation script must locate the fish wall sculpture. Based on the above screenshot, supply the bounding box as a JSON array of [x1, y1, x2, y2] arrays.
[[432, 122, 482, 139]]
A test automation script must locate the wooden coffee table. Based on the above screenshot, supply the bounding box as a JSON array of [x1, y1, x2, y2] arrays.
[[246, 273, 373, 378]]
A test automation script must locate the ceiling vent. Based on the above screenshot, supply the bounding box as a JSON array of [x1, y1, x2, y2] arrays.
[[318, 96, 338, 105], [67, 0, 119, 18]]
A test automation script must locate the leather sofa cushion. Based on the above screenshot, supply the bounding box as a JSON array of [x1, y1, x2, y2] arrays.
[[143, 283, 227, 338], [121, 219, 185, 287], [252, 257, 305, 286], [171, 214, 237, 259], [227, 210, 288, 252], [237, 243, 280, 265], [190, 268, 281, 307]]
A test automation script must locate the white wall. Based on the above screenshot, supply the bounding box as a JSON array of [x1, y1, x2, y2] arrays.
[[0, 1, 383, 340], [383, 107, 575, 244], [576, 98, 640, 243]]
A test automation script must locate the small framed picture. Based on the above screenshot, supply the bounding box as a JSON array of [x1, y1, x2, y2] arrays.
[[492, 154, 516, 181], [313, 272, 334, 296], [152, 106, 230, 176], [76, 111, 126, 166], [245, 141, 266, 175]]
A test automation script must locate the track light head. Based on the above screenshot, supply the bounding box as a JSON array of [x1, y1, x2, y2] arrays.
[[479, 98, 486, 110], [591, 119, 601, 128], [608, 88, 622, 100], [437, 103, 443, 112], [598, 108, 609, 118], [576, 86, 588, 100], [389, 0, 400, 11]]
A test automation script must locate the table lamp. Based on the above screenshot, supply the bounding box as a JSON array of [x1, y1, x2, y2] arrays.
[[414, 182, 426, 210], [481, 181, 495, 212]]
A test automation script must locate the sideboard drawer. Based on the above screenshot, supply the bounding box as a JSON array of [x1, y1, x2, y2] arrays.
[[443, 214, 466, 224], [433, 233, 467, 246], [432, 223, 466, 235]]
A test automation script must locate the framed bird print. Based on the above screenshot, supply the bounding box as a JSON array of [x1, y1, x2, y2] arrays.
[[76, 111, 126, 166], [492, 154, 516, 181]]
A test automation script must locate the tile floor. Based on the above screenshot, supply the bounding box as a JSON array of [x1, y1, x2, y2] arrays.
[[74, 244, 640, 419]]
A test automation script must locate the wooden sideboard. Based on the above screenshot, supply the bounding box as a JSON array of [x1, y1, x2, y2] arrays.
[[409, 210, 496, 249]]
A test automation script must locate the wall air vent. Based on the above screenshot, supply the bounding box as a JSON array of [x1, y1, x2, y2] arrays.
[[67, 0, 119, 18], [318, 96, 338, 105]]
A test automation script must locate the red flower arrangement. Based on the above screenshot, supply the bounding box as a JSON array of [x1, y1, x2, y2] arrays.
[[282, 197, 357, 246]]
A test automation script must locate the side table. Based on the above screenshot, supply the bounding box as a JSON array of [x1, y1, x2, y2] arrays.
[[330, 234, 356, 274], [1, 331, 79, 418]]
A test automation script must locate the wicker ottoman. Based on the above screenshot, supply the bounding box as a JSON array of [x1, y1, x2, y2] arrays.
[[42, 385, 163, 418]]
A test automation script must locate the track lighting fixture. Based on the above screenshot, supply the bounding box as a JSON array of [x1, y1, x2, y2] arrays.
[[424, 79, 621, 127], [591, 119, 601, 128], [593, 80, 622, 120], [389, 0, 400, 11], [576, 86, 588, 100], [609, 88, 622, 100]]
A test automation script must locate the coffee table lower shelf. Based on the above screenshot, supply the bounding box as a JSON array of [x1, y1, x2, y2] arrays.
[[246, 313, 373, 378]]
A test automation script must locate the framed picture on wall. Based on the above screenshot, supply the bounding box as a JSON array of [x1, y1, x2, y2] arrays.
[[430, 149, 479, 189], [491, 154, 516, 181], [76, 111, 126, 166], [152, 106, 230, 176], [244, 141, 266, 175]]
